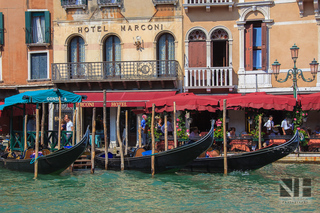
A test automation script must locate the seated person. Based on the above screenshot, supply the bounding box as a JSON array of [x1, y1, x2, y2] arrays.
[[227, 127, 236, 138], [188, 127, 199, 144], [313, 125, 320, 136]]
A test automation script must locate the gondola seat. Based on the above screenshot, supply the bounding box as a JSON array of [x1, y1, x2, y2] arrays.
[[24, 148, 34, 159]]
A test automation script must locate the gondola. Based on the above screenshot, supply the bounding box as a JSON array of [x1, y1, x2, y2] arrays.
[[182, 130, 299, 173], [0, 127, 90, 174], [95, 120, 215, 174]]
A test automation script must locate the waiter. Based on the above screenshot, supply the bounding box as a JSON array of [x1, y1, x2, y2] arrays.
[[281, 117, 292, 135]]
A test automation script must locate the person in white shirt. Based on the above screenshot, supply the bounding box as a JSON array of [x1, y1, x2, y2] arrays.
[[264, 115, 274, 134], [281, 117, 292, 135], [64, 114, 73, 144]]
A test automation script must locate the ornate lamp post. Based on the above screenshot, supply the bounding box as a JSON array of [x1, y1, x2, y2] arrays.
[[272, 44, 319, 99]]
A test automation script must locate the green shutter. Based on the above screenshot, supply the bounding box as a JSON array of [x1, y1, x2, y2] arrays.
[[0, 12, 3, 45], [44, 11, 50, 44], [25, 11, 32, 44]]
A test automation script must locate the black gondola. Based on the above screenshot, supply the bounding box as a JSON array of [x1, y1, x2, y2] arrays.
[[0, 127, 90, 174], [95, 120, 215, 174], [182, 130, 299, 173]]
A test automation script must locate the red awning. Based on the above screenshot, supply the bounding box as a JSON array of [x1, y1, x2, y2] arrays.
[[225, 92, 297, 111], [146, 93, 220, 112], [74, 91, 177, 107], [301, 92, 320, 110]]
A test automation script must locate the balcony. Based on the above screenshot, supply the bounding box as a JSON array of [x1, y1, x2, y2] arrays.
[[152, 0, 179, 5], [184, 67, 234, 93], [183, 0, 234, 13], [97, 0, 123, 8], [52, 60, 180, 90], [61, 0, 87, 10]]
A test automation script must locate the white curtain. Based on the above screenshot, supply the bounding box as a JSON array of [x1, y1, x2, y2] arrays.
[[32, 16, 45, 43]]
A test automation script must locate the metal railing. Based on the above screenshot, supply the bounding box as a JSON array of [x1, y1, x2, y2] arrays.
[[152, 0, 179, 5], [97, 0, 122, 7], [11, 131, 73, 152], [61, 0, 87, 9], [52, 60, 179, 82], [184, 0, 233, 4], [184, 67, 233, 88]]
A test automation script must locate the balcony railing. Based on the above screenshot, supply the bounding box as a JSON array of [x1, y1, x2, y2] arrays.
[[97, 0, 123, 8], [184, 67, 233, 90], [183, 0, 234, 12], [61, 0, 87, 9], [152, 0, 179, 5], [52, 60, 179, 82]]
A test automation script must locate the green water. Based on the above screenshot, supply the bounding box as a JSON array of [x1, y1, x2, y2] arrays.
[[0, 163, 319, 212]]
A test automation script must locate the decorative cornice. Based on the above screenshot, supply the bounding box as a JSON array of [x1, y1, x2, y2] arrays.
[[236, 1, 274, 7]]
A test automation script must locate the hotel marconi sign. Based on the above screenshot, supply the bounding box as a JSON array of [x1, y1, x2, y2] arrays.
[[77, 24, 164, 33]]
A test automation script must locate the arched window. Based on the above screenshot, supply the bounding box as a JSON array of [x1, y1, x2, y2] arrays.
[[157, 33, 175, 76], [104, 35, 121, 77], [68, 36, 85, 79], [188, 30, 206, 67], [211, 29, 229, 67]]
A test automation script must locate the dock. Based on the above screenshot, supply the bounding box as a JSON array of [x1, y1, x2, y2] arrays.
[[275, 153, 320, 163]]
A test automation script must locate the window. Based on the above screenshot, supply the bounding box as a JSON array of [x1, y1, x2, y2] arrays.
[[97, 0, 122, 7], [157, 33, 175, 76], [61, 0, 87, 9], [245, 21, 267, 71], [188, 30, 206, 67], [68, 36, 85, 79], [104, 35, 121, 77], [211, 29, 229, 67], [29, 52, 48, 80], [25, 11, 50, 44]]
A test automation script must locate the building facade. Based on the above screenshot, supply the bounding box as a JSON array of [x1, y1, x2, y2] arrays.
[[0, 0, 54, 134], [182, 0, 320, 133], [52, 0, 183, 146]]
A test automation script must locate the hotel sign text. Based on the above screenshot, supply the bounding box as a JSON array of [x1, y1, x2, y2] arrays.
[[77, 24, 164, 33]]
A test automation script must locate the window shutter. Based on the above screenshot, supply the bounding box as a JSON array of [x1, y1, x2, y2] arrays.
[[261, 22, 267, 71], [25, 11, 32, 44], [245, 23, 253, 71], [44, 11, 51, 44], [82, 0, 88, 5], [61, 0, 66, 6], [0, 12, 3, 45]]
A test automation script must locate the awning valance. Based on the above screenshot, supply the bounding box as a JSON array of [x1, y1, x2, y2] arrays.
[[0, 89, 83, 110], [74, 91, 177, 107]]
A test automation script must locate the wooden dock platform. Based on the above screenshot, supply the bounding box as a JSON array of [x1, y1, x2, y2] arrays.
[[275, 153, 320, 163]]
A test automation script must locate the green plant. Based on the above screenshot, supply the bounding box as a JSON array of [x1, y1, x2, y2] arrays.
[[176, 113, 188, 140], [291, 106, 308, 133], [214, 118, 224, 138], [249, 113, 265, 139]]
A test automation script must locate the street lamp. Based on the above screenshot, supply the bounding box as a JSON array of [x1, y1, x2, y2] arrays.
[[272, 44, 319, 99]]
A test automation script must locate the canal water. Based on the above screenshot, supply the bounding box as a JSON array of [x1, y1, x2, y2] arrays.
[[0, 163, 319, 212]]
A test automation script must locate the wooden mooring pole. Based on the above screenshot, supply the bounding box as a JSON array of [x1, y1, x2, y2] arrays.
[[103, 90, 108, 170], [223, 99, 228, 175], [24, 115, 27, 151], [91, 107, 96, 174], [151, 104, 155, 176], [41, 103, 45, 146], [34, 105, 39, 179], [138, 116, 142, 147], [125, 110, 128, 156], [173, 102, 177, 148], [117, 105, 124, 171], [259, 115, 262, 149], [58, 97, 62, 150], [164, 115, 168, 151], [72, 108, 77, 146]]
